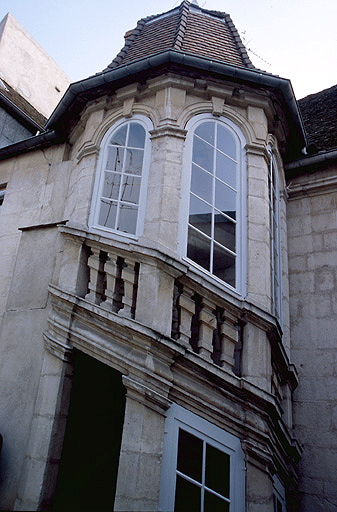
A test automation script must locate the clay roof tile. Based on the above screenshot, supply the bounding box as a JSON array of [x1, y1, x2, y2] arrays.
[[105, 0, 254, 71]]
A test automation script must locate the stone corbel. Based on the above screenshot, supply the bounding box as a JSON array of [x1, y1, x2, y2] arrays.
[[44, 331, 73, 363], [122, 375, 172, 416]]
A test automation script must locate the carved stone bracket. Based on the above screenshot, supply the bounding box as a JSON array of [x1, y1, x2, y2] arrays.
[[122, 375, 172, 416]]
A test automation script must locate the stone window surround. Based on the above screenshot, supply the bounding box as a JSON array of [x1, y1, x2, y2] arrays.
[[158, 403, 245, 512]]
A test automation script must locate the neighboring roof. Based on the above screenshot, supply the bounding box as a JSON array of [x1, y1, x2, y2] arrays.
[[298, 84, 337, 151], [106, 0, 254, 71], [0, 78, 46, 130]]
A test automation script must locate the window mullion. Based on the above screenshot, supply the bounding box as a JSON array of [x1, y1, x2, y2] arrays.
[[210, 124, 217, 274], [115, 124, 130, 230], [201, 439, 206, 512]]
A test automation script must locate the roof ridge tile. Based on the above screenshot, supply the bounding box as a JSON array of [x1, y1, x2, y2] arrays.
[[173, 0, 190, 50], [224, 13, 255, 69]]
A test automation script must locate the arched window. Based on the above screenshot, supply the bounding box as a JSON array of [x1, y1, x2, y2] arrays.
[[90, 116, 152, 238], [181, 116, 246, 294], [268, 151, 282, 320]]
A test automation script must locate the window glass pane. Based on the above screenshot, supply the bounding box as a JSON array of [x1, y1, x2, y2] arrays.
[[127, 122, 145, 148], [117, 204, 138, 234], [106, 146, 124, 172], [175, 476, 201, 512], [195, 122, 215, 146], [102, 172, 121, 200], [177, 429, 203, 482], [213, 244, 235, 287], [204, 491, 229, 512], [216, 151, 237, 189], [125, 148, 144, 176], [110, 125, 127, 146], [191, 164, 213, 204], [187, 227, 211, 272], [205, 444, 230, 497], [216, 124, 236, 160], [98, 200, 117, 229], [189, 195, 212, 237], [214, 213, 235, 252], [120, 176, 141, 204], [215, 181, 236, 220], [193, 136, 214, 174]]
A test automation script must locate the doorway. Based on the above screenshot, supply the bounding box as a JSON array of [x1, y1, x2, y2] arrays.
[[52, 350, 126, 511]]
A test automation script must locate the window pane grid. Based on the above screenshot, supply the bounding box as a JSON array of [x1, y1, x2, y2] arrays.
[[188, 121, 238, 287], [97, 122, 145, 235], [175, 440, 231, 512], [268, 156, 281, 319], [194, 133, 238, 164]]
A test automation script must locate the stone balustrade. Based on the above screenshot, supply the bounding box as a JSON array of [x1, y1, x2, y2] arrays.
[[61, 229, 295, 409], [82, 239, 241, 373], [84, 245, 139, 320], [171, 280, 240, 373]]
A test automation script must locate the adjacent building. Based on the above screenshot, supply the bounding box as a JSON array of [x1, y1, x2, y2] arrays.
[[0, 2, 336, 511]]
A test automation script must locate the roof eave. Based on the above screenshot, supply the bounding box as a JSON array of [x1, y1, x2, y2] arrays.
[[47, 50, 306, 146], [285, 147, 337, 178], [0, 50, 306, 161], [0, 130, 61, 161], [0, 92, 44, 133]]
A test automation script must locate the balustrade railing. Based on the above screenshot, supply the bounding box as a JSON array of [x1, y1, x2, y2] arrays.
[[57, 226, 295, 411], [82, 242, 240, 373], [171, 279, 240, 372], [84, 245, 139, 320]]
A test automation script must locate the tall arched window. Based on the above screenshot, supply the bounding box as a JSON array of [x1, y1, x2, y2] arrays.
[[90, 116, 152, 238], [268, 151, 282, 321], [181, 116, 246, 295]]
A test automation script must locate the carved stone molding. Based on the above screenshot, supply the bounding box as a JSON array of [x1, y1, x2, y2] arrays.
[[122, 375, 172, 415]]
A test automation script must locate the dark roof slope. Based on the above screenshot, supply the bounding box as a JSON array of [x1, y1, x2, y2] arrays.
[[106, 0, 254, 71], [298, 84, 337, 151], [0, 79, 46, 130]]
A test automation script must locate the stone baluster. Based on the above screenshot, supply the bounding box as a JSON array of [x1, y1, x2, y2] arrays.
[[120, 258, 137, 318], [198, 299, 216, 360], [219, 312, 239, 371], [84, 247, 105, 305], [101, 253, 118, 312], [177, 286, 195, 349]]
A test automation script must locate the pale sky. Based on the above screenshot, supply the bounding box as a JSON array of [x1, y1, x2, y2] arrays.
[[1, 0, 336, 100]]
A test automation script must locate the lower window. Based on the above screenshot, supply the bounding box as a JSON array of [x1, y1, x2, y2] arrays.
[[159, 404, 245, 512], [273, 475, 286, 512]]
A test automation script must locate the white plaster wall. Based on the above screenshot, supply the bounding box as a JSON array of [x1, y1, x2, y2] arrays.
[[0, 13, 70, 117], [0, 146, 70, 509]]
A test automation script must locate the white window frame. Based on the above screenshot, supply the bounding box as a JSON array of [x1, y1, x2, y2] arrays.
[[89, 115, 152, 240], [273, 475, 286, 512], [159, 404, 245, 512], [268, 150, 282, 322], [0, 186, 5, 214], [178, 114, 247, 298]]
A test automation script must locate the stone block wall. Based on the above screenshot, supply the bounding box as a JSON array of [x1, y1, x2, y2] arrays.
[[287, 167, 337, 511]]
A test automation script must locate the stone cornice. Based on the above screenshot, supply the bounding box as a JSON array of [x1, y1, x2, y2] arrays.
[[287, 173, 337, 199]]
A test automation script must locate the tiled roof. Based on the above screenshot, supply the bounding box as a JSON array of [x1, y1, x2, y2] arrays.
[[106, 0, 254, 71], [0, 79, 47, 129], [298, 85, 337, 151]]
